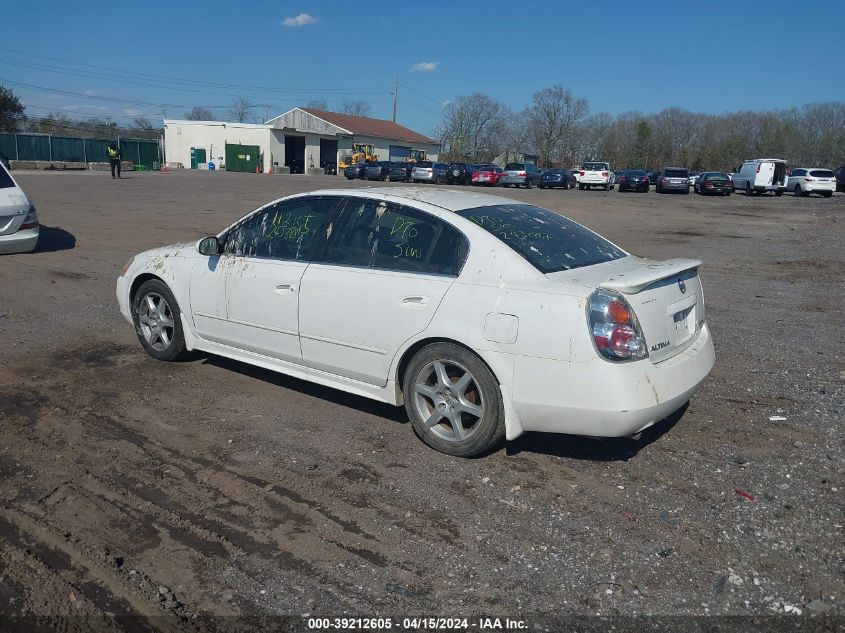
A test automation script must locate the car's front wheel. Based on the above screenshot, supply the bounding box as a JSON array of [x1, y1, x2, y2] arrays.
[[132, 279, 187, 361], [403, 343, 505, 457]]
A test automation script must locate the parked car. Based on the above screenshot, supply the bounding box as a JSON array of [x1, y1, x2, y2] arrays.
[[344, 162, 368, 180], [731, 158, 788, 196], [501, 162, 542, 189], [471, 165, 504, 186], [569, 168, 582, 184], [540, 169, 577, 189], [694, 172, 733, 196], [617, 170, 650, 193], [365, 161, 393, 181], [412, 161, 449, 184], [647, 170, 661, 187], [447, 163, 476, 185], [656, 167, 690, 194], [835, 165, 845, 192], [787, 167, 836, 198], [116, 188, 715, 457], [688, 172, 701, 187], [0, 161, 39, 254], [578, 162, 614, 190], [388, 162, 412, 182]]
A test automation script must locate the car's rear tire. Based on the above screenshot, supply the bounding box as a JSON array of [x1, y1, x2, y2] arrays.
[[578, 183, 584, 190], [403, 343, 505, 457], [132, 279, 187, 362], [745, 182, 753, 196], [524, 179, 532, 189], [775, 190, 783, 197], [823, 191, 832, 198], [794, 185, 802, 197]]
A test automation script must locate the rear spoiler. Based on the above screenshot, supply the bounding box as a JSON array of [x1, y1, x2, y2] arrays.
[[600, 258, 702, 294]]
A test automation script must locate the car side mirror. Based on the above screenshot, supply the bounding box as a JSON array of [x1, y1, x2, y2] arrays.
[[197, 236, 222, 256]]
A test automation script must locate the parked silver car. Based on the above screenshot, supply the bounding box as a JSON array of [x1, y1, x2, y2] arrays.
[[500, 162, 542, 189], [411, 161, 449, 184]]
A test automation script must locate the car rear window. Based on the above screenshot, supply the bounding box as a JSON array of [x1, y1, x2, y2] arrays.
[[415, 161, 433, 168], [624, 170, 647, 176], [0, 164, 15, 189], [705, 173, 729, 180], [664, 168, 688, 177], [456, 204, 625, 274], [810, 170, 834, 178], [505, 163, 524, 170], [583, 163, 607, 171], [392, 162, 408, 168]]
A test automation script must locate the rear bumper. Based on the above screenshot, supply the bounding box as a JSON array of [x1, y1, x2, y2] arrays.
[[659, 182, 689, 190], [412, 173, 436, 181], [0, 227, 39, 254], [510, 323, 715, 437], [500, 175, 528, 185]]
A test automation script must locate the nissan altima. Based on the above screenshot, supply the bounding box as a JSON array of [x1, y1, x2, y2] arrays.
[[116, 188, 715, 457]]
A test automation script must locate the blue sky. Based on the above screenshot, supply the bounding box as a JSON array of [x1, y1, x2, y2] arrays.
[[4, 1, 843, 135]]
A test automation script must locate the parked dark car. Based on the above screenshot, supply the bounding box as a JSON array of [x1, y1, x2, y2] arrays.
[[835, 165, 845, 192], [388, 162, 412, 182], [0, 152, 9, 170], [539, 169, 576, 189], [656, 167, 690, 194], [617, 170, 650, 193], [365, 161, 393, 181], [646, 171, 661, 187], [694, 172, 733, 196], [344, 162, 368, 180], [447, 163, 476, 185], [322, 161, 337, 175], [501, 162, 542, 188]]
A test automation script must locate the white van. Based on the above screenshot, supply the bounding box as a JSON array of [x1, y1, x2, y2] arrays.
[[731, 159, 789, 196]]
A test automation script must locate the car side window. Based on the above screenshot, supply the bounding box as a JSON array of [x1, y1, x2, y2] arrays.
[[323, 198, 467, 276], [223, 197, 336, 261]]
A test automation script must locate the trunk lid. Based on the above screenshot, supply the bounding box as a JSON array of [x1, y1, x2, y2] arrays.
[[0, 187, 30, 236], [547, 256, 705, 363]]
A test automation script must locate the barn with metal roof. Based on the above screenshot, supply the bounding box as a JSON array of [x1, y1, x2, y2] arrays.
[[163, 107, 439, 174]]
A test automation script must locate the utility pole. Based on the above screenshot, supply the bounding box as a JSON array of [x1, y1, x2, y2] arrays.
[[392, 76, 398, 123]]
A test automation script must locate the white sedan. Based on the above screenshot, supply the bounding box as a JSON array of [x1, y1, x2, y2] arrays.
[[116, 188, 715, 457], [0, 162, 40, 254]]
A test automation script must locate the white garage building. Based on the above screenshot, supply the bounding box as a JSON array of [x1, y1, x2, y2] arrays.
[[163, 107, 439, 174]]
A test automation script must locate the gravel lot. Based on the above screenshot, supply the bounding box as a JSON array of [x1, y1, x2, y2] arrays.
[[0, 170, 842, 631]]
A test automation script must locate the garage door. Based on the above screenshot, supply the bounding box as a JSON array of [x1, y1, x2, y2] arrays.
[[225, 143, 260, 173], [389, 145, 410, 162]]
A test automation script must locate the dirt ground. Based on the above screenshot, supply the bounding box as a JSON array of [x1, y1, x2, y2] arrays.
[[0, 170, 843, 632]]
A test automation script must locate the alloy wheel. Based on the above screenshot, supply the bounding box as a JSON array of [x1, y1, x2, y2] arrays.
[[413, 359, 485, 442], [138, 292, 175, 351]]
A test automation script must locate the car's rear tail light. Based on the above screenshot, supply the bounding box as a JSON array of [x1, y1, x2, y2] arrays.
[[660, 178, 667, 184], [20, 204, 39, 230], [579, 171, 585, 176], [588, 290, 648, 362], [602, 171, 609, 177], [517, 172, 526, 177], [756, 164, 761, 173]]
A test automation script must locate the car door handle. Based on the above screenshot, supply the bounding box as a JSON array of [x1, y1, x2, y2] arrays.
[[275, 283, 296, 295], [400, 296, 430, 310]]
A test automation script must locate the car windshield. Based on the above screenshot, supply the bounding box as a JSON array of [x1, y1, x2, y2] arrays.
[[0, 164, 15, 189], [544, 170, 566, 174], [624, 170, 647, 176], [810, 170, 834, 178], [505, 163, 524, 170], [583, 163, 607, 171], [415, 161, 433, 168], [705, 172, 729, 180], [664, 169, 688, 177], [456, 204, 626, 274]]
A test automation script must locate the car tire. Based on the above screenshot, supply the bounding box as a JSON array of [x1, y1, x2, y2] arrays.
[[683, 187, 690, 195], [346, 176, 353, 180], [775, 190, 783, 197], [131, 279, 187, 362], [823, 191, 832, 198], [403, 343, 505, 457], [578, 183, 584, 190], [794, 185, 801, 197], [745, 182, 753, 196], [525, 179, 532, 189]]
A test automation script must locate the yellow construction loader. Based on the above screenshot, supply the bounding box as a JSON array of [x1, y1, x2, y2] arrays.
[[338, 143, 377, 169]]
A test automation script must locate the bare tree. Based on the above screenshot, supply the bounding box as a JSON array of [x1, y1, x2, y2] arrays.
[[438, 93, 511, 163], [521, 85, 588, 166], [227, 98, 255, 123], [306, 99, 328, 110], [131, 117, 154, 131], [183, 107, 216, 121], [341, 101, 371, 117]]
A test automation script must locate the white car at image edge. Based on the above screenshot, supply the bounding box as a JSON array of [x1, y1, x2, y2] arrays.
[[0, 162, 39, 254], [116, 188, 715, 457]]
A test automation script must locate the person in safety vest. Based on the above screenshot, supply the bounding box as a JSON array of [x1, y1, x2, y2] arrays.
[[107, 143, 122, 179]]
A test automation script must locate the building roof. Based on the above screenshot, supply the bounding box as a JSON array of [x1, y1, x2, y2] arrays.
[[300, 108, 437, 145]]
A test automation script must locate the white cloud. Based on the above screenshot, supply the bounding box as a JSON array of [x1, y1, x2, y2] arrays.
[[411, 62, 438, 72], [441, 100, 451, 107], [282, 13, 317, 27], [83, 89, 97, 96], [122, 108, 142, 117]]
